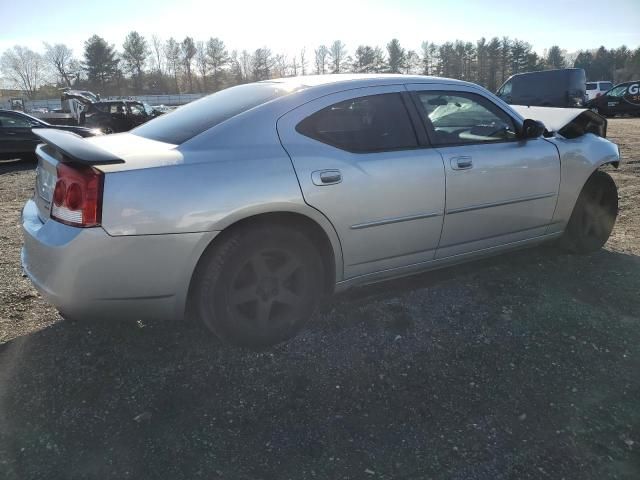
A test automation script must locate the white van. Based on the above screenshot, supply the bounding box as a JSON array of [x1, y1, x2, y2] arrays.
[[586, 81, 613, 101]]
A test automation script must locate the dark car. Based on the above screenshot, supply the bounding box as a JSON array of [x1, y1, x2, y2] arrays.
[[496, 68, 587, 107], [82, 100, 162, 133], [586, 81, 640, 117], [0, 109, 101, 160]]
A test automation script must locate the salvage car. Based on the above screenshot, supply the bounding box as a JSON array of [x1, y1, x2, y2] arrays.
[[0, 109, 102, 160], [21, 75, 620, 347], [81, 99, 161, 133], [586, 80, 640, 117]]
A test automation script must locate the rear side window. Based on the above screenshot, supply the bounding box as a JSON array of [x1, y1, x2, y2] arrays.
[[586, 83, 596, 90], [132, 82, 297, 144], [296, 93, 418, 153]]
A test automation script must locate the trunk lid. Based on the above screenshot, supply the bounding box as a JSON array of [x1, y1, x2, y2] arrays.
[[33, 130, 180, 222]]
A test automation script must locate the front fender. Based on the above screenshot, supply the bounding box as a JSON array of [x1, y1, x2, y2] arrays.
[[547, 134, 620, 233]]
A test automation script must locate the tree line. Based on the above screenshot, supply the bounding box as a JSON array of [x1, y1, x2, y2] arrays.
[[2, 33, 639, 99]]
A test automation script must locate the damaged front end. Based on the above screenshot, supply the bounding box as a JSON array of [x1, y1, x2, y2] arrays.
[[511, 105, 607, 139]]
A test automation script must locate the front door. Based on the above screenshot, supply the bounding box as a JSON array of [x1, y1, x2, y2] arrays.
[[0, 112, 38, 156], [278, 86, 446, 279], [408, 85, 560, 258]]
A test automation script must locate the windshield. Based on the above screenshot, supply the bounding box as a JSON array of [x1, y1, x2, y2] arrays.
[[131, 83, 298, 144], [608, 85, 628, 97]]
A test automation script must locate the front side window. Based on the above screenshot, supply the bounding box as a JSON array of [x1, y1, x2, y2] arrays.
[[416, 91, 517, 146], [296, 93, 418, 153], [0, 113, 34, 128], [599, 82, 613, 91], [497, 81, 512, 97]]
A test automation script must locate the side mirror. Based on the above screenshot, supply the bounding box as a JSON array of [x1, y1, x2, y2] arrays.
[[519, 119, 545, 139]]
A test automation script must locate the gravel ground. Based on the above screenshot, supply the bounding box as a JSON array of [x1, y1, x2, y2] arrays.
[[1, 119, 639, 479]]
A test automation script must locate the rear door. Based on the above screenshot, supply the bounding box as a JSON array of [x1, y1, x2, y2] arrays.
[[278, 86, 446, 279], [407, 84, 560, 258]]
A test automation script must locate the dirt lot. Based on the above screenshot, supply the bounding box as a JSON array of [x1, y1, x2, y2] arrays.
[[1, 119, 639, 479]]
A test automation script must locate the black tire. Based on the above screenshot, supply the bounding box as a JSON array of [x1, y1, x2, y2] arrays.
[[560, 170, 618, 254], [192, 225, 324, 348]]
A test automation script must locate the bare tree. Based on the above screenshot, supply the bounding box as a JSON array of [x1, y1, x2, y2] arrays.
[[229, 50, 243, 84], [240, 50, 252, 82], [164, 37, 181, 93], [1, 46, 46, 97], [329, 40, 347, 73], [251, 48, 273, 81], [273, 54, 288, 77], [195, 41, 208, 92], [300, 48, 307, 75], [43, 43, 77, 87], [151, 35, 164, 75], [314, 45, 329, 74]]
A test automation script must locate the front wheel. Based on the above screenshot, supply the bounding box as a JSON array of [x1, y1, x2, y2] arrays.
[[560, 170, 618, 254], [192, 226, 324, 347]]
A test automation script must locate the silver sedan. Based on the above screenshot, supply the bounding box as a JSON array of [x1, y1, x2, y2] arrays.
[[22, 75, 620, 347]]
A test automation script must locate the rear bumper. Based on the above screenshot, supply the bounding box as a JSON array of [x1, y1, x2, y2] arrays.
[[21, 199, 218, 322]]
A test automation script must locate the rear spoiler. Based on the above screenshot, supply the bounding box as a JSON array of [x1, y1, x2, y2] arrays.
[[33, 128, 124, 164]]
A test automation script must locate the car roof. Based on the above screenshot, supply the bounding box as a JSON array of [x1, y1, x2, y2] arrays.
[[262, 73, 471, 90], [96, 100, 140, 105]]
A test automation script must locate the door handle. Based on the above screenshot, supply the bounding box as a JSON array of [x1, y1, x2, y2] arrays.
[[450, 156, 473, 170], [312, 169, 342, 186]]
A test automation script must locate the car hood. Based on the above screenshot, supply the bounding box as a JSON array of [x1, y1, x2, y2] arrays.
[[511, 105, 607, 138], [511, 106, 585, 131]]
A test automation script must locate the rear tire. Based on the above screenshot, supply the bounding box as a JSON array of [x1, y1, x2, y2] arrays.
[[192, 225, 324, 348], [560, 170, 618, 254]]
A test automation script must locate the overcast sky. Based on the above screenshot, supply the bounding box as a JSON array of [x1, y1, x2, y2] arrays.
[[1, 0, 639, 58]]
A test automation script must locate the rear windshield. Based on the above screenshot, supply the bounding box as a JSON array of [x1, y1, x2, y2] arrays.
[[131, 82, 297, 144]]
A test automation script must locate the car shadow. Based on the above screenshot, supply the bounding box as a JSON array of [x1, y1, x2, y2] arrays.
[[1, 246, 639, 479], [0, 158, 35, 175]]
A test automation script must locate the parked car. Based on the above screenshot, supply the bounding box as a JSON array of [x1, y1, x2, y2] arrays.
[[22, 74, 620, 347], [0, 109, 102, 160], [496, 68, 587, 107], [81, 100, 162, 133], [586, 80, 640, 117], [585, 80, 613, 101]]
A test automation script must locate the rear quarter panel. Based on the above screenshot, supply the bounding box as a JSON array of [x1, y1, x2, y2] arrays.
[[99, 107, 344, 279]]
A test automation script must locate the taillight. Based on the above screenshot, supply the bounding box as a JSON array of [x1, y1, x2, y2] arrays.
[[51, 163, 103, 227]]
